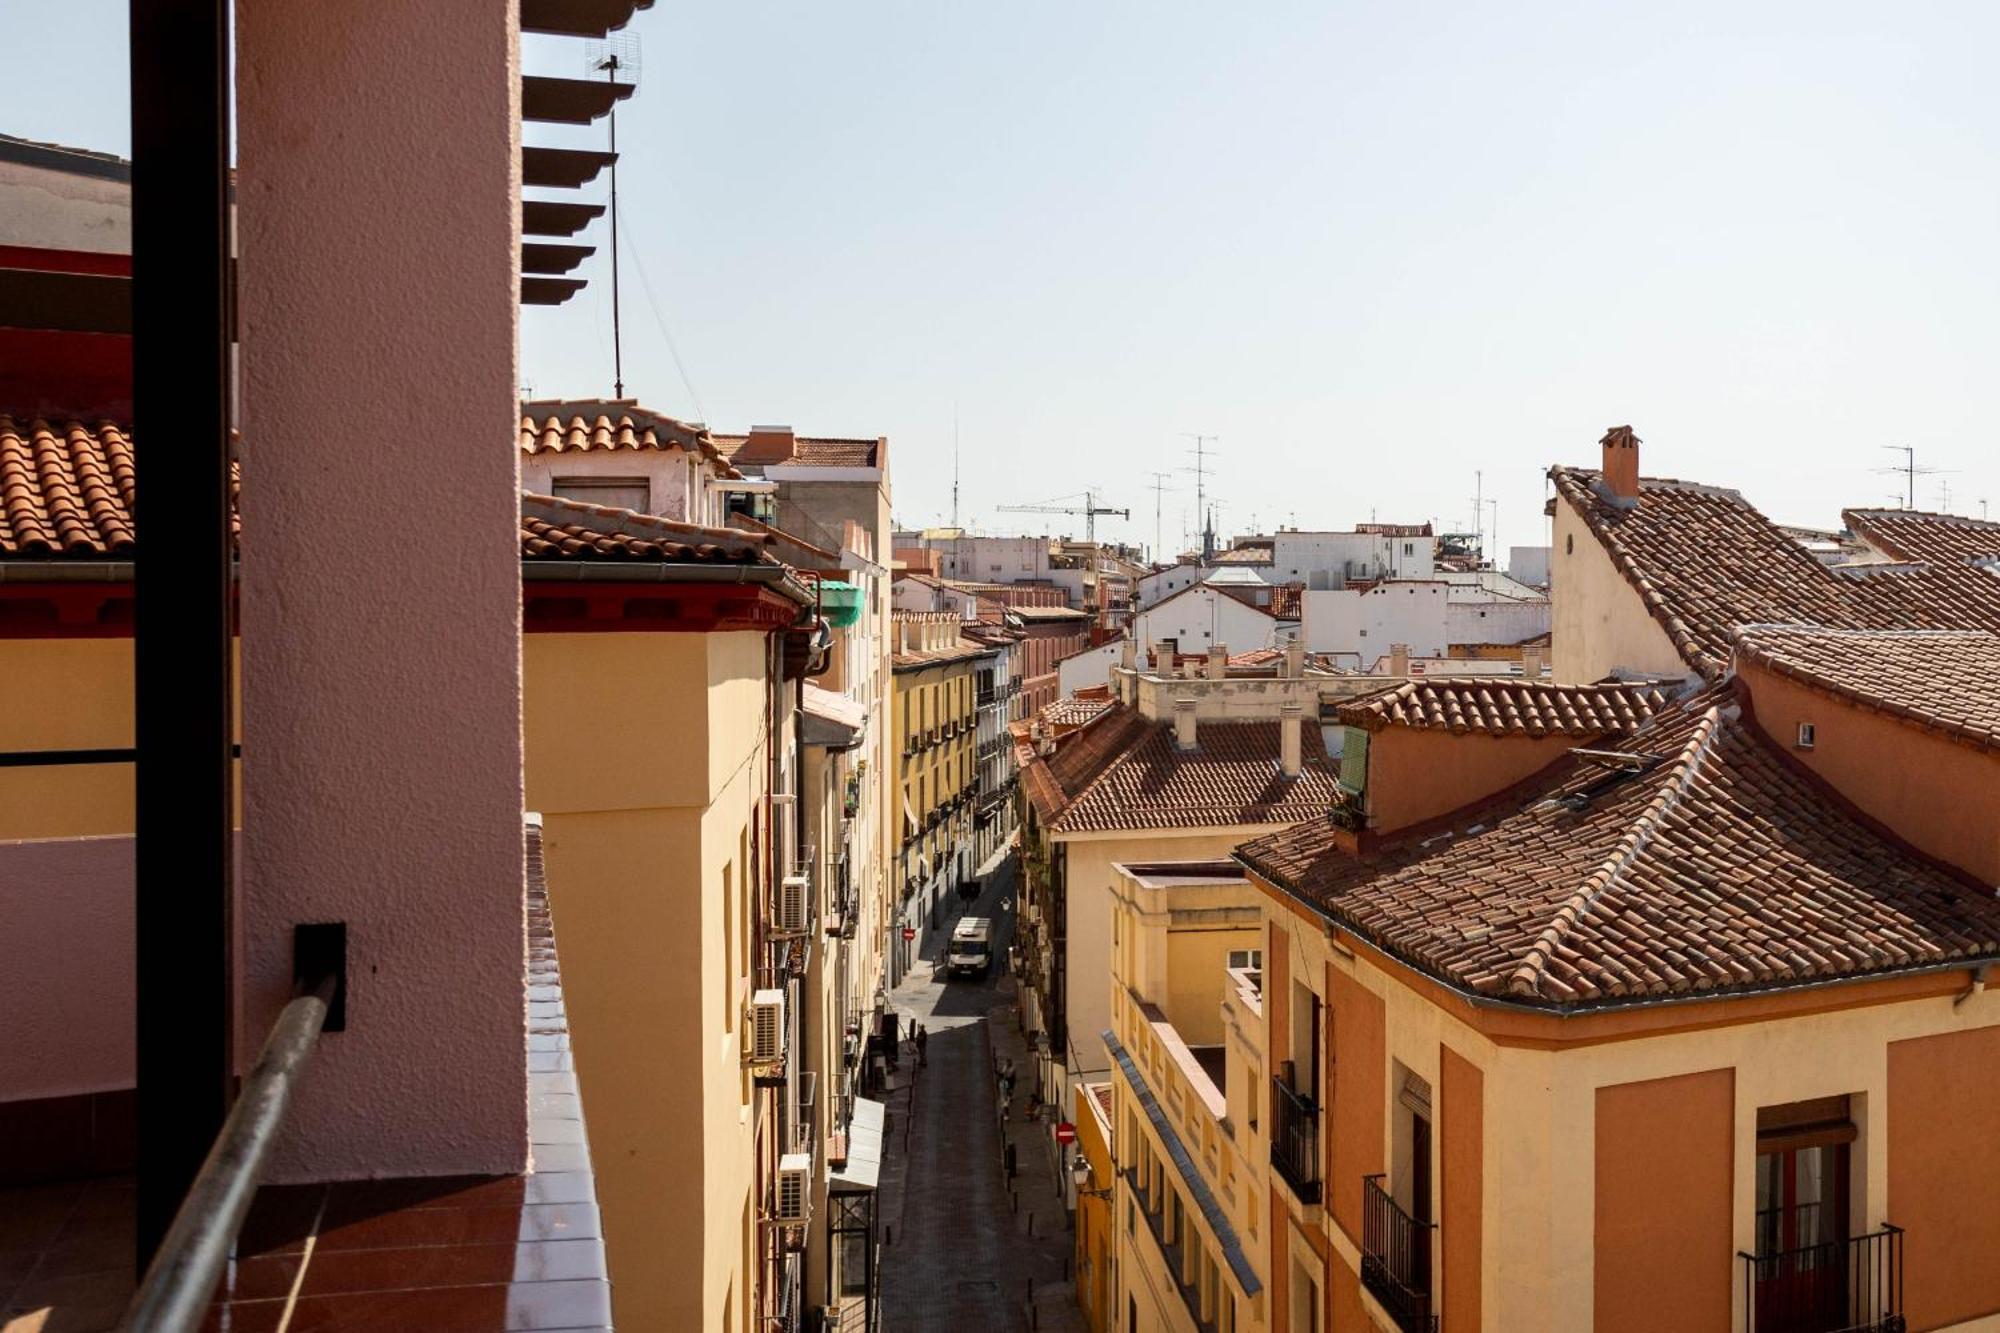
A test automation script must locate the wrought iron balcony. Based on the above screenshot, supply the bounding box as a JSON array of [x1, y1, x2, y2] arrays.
[[1362, 1175, 1436, 1333], [1740, 1224, 1905, 1333], [1268, 1069, 1321, 1205]]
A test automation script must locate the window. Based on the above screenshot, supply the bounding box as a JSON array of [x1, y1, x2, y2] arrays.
[[552, 475, 650, 512], [1797, 722, 1816, 749], [720, 860, 734, 1032], [1226, 948, 1262, 970]]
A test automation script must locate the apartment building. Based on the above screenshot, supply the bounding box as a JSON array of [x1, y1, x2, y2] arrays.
[[1016, 643, 1344, 1119], [521, 502, 823, 1329], [521, 400, 765, 526], [889, 612, 986, 982]]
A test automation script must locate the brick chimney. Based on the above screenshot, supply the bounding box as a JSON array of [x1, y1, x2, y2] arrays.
[[1280, 701, 1303, 778], [1283, 640, 1305, 679], [1389, 642, 1410, 676], [1120, 634, 1136, 672], [1173, 695, 1198, 751], [1601, 425, 1641, 503], [1207, 643, 1228, 680], [736, 424, 798, 465], [1522, 641, 1545, 679]]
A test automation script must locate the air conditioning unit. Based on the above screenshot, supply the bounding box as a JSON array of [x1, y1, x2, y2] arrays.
[[773, 875, 810, 936], [775, 1152, 812, 1225], [747, 989, 786, 1068]]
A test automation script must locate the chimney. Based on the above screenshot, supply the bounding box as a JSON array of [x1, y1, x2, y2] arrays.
[[1600, 425, 1641, 503], [1284, 640, 1305, 679], [1120, 635, 1136, 672], [1522, 641, 1545, 679], [1208, 643, 1228, 680], [1280, 701, 1303, 778], [1389, 642, 1411, 676], [1173, 695, 1198, 751], [737, 424, 798, 465]]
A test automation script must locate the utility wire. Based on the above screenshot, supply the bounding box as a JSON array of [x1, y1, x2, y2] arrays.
[[626, 239, 708, 425]]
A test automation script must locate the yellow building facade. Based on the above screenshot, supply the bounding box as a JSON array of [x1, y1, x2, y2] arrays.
[[889, 611, 984, 979]]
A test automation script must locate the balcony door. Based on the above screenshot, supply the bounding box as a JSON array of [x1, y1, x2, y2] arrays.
[[1753, 1095, 1856, 1333]]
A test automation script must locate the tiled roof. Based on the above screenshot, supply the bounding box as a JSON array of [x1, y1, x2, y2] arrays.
[[892, 640, 989, 670], [713, 434, 882, 468], [1338, 679, 1672, 736], [1024, 704, 1339, 834], [520, 493, 776, 563], [1237, 685, 2000, 1009], [520, 403, 740, 476], [1042, 697, 1113, 730], [1550, 466, 2000, 678], [1735, 627, 2000, 752], [1843, 508, 2000, 566], [1010, 604, 1092, 622], [2, 416, 140, 557]]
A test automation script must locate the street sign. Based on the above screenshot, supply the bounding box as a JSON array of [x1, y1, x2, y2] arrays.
[[1053, 1121, 1077, 1145], [901, 926, 916, 942]]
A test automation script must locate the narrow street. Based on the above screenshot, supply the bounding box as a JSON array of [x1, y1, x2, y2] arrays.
[[875, 851, 1086, 1333]]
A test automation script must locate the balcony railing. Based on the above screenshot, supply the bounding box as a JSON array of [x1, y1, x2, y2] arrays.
[[123, 967, 339, 1329], [1361, 1175, 1436, 1333], [1269, 1069, 1321, 1205], [1740, 1225, 1905, 1333]]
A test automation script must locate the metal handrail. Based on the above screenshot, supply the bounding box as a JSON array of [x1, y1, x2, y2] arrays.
[[119, 974, 336, 1332]]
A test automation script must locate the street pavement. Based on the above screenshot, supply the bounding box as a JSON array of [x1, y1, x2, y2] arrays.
[[875, 849, 1086, 1333]]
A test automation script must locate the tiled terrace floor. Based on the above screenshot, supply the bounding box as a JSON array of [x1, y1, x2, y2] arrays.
[[1, 1175, 136, 1333]]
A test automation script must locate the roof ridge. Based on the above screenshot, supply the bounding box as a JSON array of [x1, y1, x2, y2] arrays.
[[1504, 702, 1725, 999]]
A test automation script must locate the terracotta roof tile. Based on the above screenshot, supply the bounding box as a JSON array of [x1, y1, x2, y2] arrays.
[[1550, 466, 2000, 678], [519, 493, 777, 564], [1843, 508, 2000, 566], [1339, 678, 1671, 736], [1735, 627, 2000, 752], [1024, 704, 1339, 833], [1238, 685, 2000, 1009], [1042, 697, 1113, 730], [520, 402, 740, 477], [713, 434, 882, 468], [1, 416, 141, 557]]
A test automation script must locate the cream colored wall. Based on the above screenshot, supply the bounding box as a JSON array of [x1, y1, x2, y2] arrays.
[[0, 638, 135, 839], [0, 637, 247, 840], [1061, 827, 1291, 1086], [1549, 493, 1686, 685], [1258, 894, 2000, 1333], [525, 628, 768, 1331], [1107, 865, 1278, 1331]]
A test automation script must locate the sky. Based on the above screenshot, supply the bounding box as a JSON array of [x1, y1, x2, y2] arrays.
[[11, 2, 2000, 559]]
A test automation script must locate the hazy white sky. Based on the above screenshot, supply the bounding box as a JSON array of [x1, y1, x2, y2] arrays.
[[12, 2, 2000, 557]]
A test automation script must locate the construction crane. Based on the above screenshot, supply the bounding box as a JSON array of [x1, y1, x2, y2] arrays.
[[996, 490, 1131, 543]]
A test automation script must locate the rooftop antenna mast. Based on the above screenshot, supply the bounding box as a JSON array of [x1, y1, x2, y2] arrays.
[[1874, 444, 1949, 510], [587, 35, 641, 400], [1470, 470, 1484, 564], [1182, 433, 1218, 537], [951, 403, 960, 529], [1146, 471, 1177, 563]]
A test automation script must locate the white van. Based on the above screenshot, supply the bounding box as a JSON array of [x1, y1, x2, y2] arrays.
[[947, 917, 993, 979]]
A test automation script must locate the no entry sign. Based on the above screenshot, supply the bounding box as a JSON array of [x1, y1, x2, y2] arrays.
[[902, 926, 916, 942], [1053, 1121, 1077, 1145]]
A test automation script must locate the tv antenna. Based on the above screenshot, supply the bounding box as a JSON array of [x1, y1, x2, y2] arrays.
[[1182, 433, 1218, 531], [1145, 471, 1178, 562], [1874, 445, 1950, 510], [586, 34, 641, 399]]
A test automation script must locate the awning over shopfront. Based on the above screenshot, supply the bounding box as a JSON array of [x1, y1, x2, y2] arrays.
[[830, 1097, 885, 1191]]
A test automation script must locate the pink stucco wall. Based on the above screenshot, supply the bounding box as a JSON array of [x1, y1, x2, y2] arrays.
[[0, 837, 135, 1102], [236, 0, 528, 1180]]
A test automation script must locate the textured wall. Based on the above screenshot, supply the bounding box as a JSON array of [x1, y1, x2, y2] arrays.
[[236, 0, 526, 1180], [0, 836, 135, 1100]]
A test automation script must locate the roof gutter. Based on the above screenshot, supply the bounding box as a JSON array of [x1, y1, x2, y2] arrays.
[[520, 559, 816, 606], [1240, 855, 2000, 1019], [0, 561, 136, 582]]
